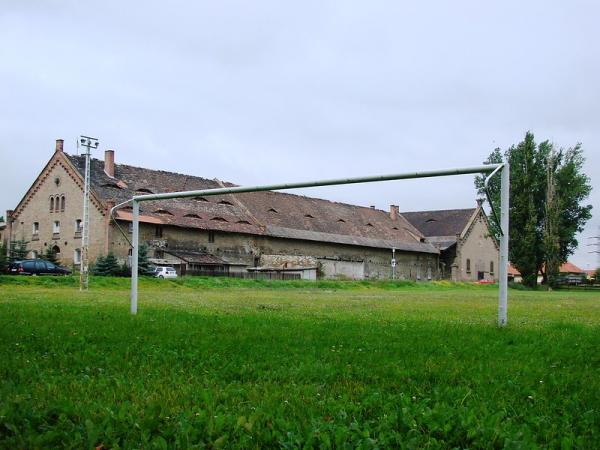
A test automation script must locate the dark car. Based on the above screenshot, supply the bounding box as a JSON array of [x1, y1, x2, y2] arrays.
[[7, 259, 72, 276]]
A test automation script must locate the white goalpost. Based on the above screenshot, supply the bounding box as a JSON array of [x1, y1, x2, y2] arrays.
[[111, 164, 510, 326]]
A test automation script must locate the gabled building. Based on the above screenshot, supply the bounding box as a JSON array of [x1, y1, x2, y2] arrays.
[[402, 205, 499, 282], [5, 139, 442, 280]]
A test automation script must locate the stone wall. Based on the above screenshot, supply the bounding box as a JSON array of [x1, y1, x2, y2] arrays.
[[108, 221, 440, 280]]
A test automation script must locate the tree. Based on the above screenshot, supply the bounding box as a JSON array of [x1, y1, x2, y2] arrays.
[[9, 240, 29, 262], [44, 246, 59, 264], [92, 253, 121, 276], [475, 132, 592, 287], [137, 244, 155, 276], [595, 268, 600, 283], [0, 241, 8, 273]]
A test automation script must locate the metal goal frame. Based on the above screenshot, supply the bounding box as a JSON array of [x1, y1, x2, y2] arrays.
[[111, 163, 510, 326]]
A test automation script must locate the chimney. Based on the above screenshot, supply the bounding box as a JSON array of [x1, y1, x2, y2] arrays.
[[55, 139, 64, 153], [104, 149, 115, 178], [390, 204, 399, 221]]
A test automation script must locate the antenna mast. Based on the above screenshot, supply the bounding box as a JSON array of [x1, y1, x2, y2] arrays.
[[79, 135, 99, 291]]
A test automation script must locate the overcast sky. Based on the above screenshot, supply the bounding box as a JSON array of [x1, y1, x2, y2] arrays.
[[1, 0, 598, 269]]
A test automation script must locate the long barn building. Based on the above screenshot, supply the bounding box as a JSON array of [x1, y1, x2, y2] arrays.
[[3, 139, 495, 281]]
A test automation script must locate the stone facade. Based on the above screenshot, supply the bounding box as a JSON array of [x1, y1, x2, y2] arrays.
[[6, 144, 109, 265], [403, 207, 499, 282], [453, 211, 499, 282], [110, 221, 438, 280]]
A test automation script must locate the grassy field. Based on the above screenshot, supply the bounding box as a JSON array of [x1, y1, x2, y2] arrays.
[[0, 277, 599, 449]]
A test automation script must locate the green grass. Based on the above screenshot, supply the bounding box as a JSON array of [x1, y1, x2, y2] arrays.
[[0, 279, 599, 448]]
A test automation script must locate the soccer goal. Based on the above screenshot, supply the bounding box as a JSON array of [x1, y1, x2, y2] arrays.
[[112, 164, 510, 326]]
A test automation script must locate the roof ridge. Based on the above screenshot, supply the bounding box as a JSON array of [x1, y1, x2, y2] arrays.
[[402, 207, 477, 214]]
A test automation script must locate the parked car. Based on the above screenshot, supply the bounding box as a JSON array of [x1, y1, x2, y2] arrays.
[[154, 266, 178, 279], [7, 259, 72, 276]]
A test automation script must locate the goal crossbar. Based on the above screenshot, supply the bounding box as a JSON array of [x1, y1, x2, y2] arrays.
[[114, 163, 509, 326]]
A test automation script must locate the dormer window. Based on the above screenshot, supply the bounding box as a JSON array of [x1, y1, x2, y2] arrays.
[[218, 200, 234, 206], [365, 223, 374, 227], [184, 213, 201, 218], [101, 182, 122, 189], [135, 188, 154, 195], [193, 197, 209, 202], [304, 214, 315, 219], [268, 208, 278, 213], [426, 218, 437, 223], [392, 226, 399, 230], [211, 217, 228, 222], [236, 220, 251, 225], [337, 219, 346, 223], [154, 209, 173, 216]]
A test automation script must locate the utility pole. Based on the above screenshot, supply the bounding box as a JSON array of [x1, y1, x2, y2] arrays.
[[79, 136, 99, 291], [588, 227, 600, 269]]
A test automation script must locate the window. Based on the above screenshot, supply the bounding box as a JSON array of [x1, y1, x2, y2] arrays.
[[33, 222, 39, 235], [184, 214, 201, 218], [29, 250, 38, 259], [236, 220, 251, 225], [128, 222, 134, 233], [74, 248, 81, 264], [155, 250, 164, 258], [466, 258, 471, 273], [268, 208, 278, 213], [208, 231, 215, 243], [304, 214, 315, 219], [211, 217, 228, 222], [218, 200, 233, 206], [155, 225, 163, 238], [490, 261, 494, 275], [60, 195, 65, 212], [53, 221, 60, 234], [154, 209, 173, 215], [50, 197, 54, 212], [75, 219, 82, 233]]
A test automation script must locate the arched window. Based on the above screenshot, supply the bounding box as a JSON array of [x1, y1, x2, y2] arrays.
[[466, 258, 471, 273], [490, 261, 494, 275], [61, 195, 65, 211], [50, 197, 54, 212]]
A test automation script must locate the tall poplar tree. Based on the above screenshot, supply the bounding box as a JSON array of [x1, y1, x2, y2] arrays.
[[475, 132, 592, 287]]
